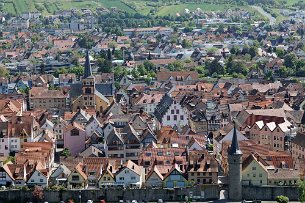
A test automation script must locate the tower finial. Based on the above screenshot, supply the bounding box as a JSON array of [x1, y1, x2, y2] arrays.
[[83, 50, 92, 78], [228, 120, 242, 155]]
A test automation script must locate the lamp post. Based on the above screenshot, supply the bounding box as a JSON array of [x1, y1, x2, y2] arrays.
[[79, 190, 82, 203]]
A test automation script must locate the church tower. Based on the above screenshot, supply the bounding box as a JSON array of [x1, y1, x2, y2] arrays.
[[82, 50, 96, 108], [228, 122, 243, 201]]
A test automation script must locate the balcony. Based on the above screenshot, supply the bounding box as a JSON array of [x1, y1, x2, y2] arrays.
[[108, 146, 124, 151]]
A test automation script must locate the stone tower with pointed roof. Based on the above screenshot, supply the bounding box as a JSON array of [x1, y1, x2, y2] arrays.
[[228, 122, 243, 201], [81, 50, 96, 108]]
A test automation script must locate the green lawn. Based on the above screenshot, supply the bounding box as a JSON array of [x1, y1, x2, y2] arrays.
[[99, 0, 136, 13], [156, 3, 250, 16], [3, 2, 16, 15], [271, 8, 288, 22], [13, 0, 28, 14], [0, 0, 273, 17]]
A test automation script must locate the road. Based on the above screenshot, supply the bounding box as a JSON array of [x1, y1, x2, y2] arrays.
[[251, 6, 276, 25]]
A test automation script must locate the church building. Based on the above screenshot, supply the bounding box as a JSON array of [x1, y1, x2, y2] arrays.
[[70, 51, 114, 112]]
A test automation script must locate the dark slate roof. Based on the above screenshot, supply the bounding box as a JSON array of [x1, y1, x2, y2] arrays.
[[292, 133, 305, 148], [228, 123, 242, 155], [96, 83, 114, 96], [83, 50, 92, 79], [154, 94, 173, 123], [69, 83, 82, 99], [70, 83, 114, 99], [190, 109, 207, 122]]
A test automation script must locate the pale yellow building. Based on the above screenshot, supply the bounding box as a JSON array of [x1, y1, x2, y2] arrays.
[[29, 87, 67, 109], [242, 154, 268, 186]]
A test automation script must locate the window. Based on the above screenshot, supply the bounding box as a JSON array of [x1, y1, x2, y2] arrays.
[[252, 167, 256, 171], [180, 115, 184, 120], [259, 173, 262, 177], [171, 110, 174, 114], [157, 152, 163, 156], [71, 129, 79, 136], [31, 179, 34, 182], [38, 173, 40, 176], [72, 175, 79, 181], [167, 116, 170, 121], [103, 177, 106, 181], [253, 174, 256, 177], [174, 115, 177, 120], [131, 177, 136, 180], [119, 177, 124, 180], [176, 109, 179, 114], [40, 179, 43, 182]]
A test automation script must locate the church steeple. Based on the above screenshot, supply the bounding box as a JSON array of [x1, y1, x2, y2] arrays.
[[229, 121, 242, 155], [83, 50, 92, 79], [228, 120, 243, 201]]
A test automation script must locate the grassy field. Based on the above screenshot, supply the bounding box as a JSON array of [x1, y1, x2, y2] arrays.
[[1, 0, 300, 16], [156, 3, 250, 16]]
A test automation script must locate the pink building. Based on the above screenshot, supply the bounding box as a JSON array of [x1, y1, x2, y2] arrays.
[[64, 122, 86, 156]]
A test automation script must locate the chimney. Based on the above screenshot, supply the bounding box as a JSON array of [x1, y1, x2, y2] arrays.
[[0, 161, 3, 168], [179, 164, 183, 171], [109, 166, 112, 172]]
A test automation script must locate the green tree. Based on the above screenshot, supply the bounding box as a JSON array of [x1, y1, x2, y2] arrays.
[[0, 66, 9, 77], [278, 66, 289, 77], [97, 58, 112, 73], [249, 46, 258, 59], [168, 61, 184, 71], [275, 195, 289, 203], [108, 41, 117, 49], [113, 66, 128, 80], [69, 66, 84, 77], [276, 48, 286, 58], [131, 68, 140, 78], [143, 60, 155, 71], [284, 54, 297, 69], [107, 49, 112, 61], [4, 156, 15, 164], [206, 59, 225, 76], [62, 148, 71, 157], [148, 52, 152, 60], [78, 35, 94, 49], [181, 39, 192, 48], [299, 180, 305, 203], [137, 64, 147, 76], [230, 46, 239, 55]]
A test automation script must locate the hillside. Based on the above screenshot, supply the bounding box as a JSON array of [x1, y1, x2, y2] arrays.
[[0, 0, 299, 17]]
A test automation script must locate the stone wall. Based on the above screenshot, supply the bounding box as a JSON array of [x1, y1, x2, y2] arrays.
[[0, 185, 220, 203], [242, 186, 299, 201]]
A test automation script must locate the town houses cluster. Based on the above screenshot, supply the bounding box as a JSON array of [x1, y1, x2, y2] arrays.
[[0, 7, 305, 201]]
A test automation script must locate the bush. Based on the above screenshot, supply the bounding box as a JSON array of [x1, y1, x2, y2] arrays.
[[276, 195, 289, 203]]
